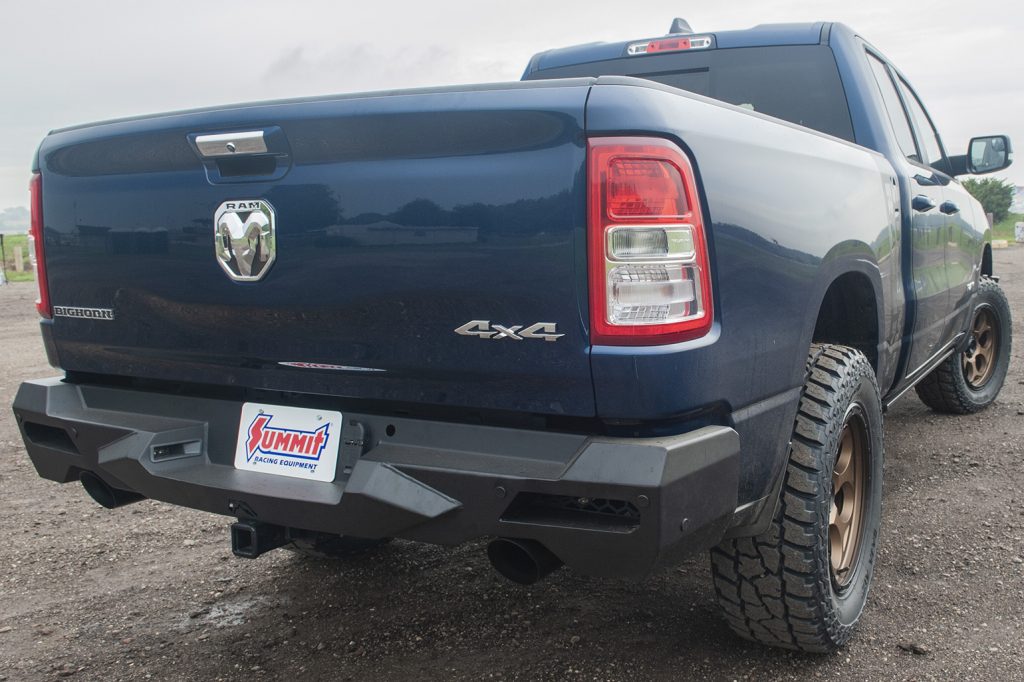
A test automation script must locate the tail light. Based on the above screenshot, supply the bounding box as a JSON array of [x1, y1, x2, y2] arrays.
[[29, 173, 51, 319], [587, 137, 712, 346]]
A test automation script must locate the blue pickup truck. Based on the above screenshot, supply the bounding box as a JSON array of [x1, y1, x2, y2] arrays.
[[13, 20, 1013, 651]]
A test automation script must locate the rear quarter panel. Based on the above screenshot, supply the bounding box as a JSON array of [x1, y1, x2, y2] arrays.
[[586, 80, 901, 505]]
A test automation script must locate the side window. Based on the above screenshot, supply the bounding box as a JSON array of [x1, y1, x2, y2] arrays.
[[896, 78, 945, 169], [866, 53, 918, 161]]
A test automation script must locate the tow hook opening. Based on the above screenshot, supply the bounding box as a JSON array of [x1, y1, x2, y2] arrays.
[[231, 521, 287, 559], [487, 538, 563, 585], [80, 471, 145, 509]]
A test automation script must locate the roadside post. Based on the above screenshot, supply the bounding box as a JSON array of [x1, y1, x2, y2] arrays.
[[1016, 221, 1024, 243], [0, 234, 6, 285]]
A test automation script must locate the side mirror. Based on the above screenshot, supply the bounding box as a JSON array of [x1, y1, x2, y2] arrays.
[[967, 135, 1013, 174]]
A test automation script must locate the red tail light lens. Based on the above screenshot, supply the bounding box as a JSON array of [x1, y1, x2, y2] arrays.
[[647, 38, 693, 53], [29, 173, 51, 319], [606, 158, 688, 218], [588, 138, 712, 346]]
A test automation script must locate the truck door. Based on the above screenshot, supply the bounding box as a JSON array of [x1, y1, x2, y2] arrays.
[[893, 75, 984, 340], [865, 54, 950, 375]]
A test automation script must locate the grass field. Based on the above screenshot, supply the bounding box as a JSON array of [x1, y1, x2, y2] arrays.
[[0, 233, 34, 282], [993, 212, 1023, 242]]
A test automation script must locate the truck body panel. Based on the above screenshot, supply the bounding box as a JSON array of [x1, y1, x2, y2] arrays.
[[37, 83, 597, 417], [582, 77, 899, 504]]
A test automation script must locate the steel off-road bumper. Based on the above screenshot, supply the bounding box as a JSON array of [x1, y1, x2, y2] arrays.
[[12, 378, 740, 578]]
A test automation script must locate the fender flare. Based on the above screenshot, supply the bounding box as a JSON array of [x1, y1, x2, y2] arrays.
[[797, 241, 887, 378]]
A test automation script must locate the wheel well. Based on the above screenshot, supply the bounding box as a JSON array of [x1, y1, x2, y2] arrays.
[[812, 273, 879, 370], [981, 243, 993, 278]]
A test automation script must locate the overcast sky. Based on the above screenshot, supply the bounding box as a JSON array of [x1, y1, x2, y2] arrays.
[[1, 0, 1022, 211]]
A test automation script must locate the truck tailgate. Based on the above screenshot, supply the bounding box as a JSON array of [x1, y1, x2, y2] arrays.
[[37, 82, 595, 417]]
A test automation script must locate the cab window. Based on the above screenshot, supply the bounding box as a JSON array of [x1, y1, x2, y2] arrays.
[[866, 53, 918, 161], [896, 77, 946, 171]]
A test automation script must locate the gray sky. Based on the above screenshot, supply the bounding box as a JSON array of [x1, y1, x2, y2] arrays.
[[1, 0, 1022, 211]]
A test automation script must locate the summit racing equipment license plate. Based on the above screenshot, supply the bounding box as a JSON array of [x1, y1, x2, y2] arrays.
[[233, 403, 342, 482]]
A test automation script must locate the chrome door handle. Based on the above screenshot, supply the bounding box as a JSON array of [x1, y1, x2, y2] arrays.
[[939, 201, 960, 215], [912, 195, 937, 212]]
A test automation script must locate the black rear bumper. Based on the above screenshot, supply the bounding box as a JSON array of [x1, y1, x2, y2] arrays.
[[12, 377, 740, 578]]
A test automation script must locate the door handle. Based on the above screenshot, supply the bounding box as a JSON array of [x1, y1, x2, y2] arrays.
[[939, 201, 960, 215], [912, 195, 937, 212]]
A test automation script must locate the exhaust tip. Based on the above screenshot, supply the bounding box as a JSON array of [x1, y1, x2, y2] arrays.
[[487, 538, 563, 585], [80, 471, 144, 509]]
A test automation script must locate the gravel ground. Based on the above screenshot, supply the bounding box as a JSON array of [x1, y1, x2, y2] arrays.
[[1, 248, 1022, 682]]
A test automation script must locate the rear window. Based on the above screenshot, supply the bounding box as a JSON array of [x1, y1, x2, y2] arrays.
[[527, 45, 855, 143]]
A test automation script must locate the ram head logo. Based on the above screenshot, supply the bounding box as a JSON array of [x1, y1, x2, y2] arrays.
[[214, 199, 276, 281]]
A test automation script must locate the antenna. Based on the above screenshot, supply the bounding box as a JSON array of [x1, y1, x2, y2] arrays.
[[669, 18, 694, 34]]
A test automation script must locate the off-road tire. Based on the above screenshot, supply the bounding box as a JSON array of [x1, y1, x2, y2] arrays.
[[286, 533, 392, 559], [710, 344, 884, 652], [915, 278, 1012, 414]]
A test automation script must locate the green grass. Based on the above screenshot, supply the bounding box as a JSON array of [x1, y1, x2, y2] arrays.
[[992, 212, 1022, 242], [1, 233, 34, 282]]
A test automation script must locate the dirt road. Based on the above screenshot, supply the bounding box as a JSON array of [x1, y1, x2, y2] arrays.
[[1, 249, 1022, 681]]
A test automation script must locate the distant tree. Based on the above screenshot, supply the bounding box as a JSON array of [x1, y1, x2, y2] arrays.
[[0, 206, 30, 233], [963, 177, 1014, 223]]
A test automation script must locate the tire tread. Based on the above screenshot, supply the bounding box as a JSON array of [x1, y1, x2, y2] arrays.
[[710, 343, 880, 653], [915, 278, 1011, 414]]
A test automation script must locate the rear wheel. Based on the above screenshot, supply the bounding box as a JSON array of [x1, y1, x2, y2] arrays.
[[710, 344, 883, 652], [915, 278, 1012, 414]]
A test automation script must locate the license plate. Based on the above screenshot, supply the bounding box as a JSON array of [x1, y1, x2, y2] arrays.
[[233, 403, 342, 482]]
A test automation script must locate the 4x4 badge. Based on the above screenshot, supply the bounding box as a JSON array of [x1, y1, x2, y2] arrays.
[[454, 320, 564, 342]]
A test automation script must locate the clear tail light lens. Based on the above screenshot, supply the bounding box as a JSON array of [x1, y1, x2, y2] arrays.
[[588, 138, 712, 345], [29, 173, 51, 319]]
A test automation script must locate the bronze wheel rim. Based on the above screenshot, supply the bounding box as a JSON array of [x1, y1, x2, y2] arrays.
[[829, 409, 868, 589], [962, 306, 999, 389]]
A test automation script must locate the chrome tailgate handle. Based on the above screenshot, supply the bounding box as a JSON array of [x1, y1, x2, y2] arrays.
[[190, 126, 291, 183], [195, 130, 268, 157]]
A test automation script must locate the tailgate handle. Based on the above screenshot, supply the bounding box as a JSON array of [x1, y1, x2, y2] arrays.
[[195, 131, 268, 157], [189, 126, 291, 183]]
